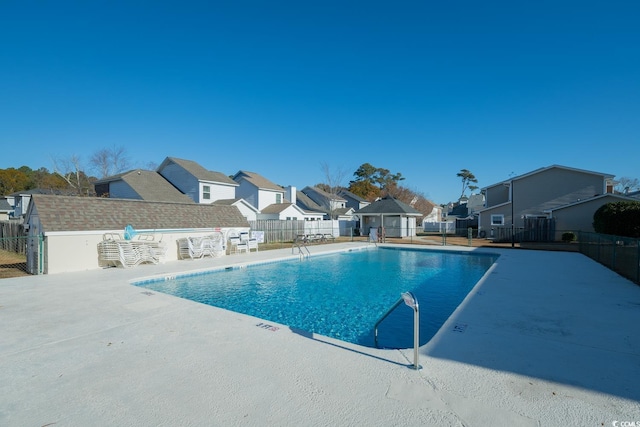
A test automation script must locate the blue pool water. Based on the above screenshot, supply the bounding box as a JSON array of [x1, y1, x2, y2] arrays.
[[135, 247, 498, 348]]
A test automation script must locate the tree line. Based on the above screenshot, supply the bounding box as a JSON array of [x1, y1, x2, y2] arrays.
[[0, 146, 132, 196], [317, 162, 438, 217]]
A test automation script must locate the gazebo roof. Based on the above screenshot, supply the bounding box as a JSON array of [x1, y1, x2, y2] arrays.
[[354, 197, 422, 216]]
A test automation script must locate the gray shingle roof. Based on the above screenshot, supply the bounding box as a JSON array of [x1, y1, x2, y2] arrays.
[[260, 203, 295, 214], [166, 157, 237, 186], [354, 197, 422, 216], [295, 191, 325, 213], [302, 186, 347, 202], [233, 171, 283, 191], [95, 170, 194, 203], [30, 194, 249, 232], [334, 207, 353, 216], [212, 198, 241, 206], [338, 189, 367, 202]]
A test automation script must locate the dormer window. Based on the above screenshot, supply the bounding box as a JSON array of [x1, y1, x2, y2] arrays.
[[276, 194, 282, 204], [203, 185, 211, 200]]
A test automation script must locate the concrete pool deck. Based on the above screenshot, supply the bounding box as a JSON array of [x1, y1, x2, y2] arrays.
[[1, 243, 639, 426]]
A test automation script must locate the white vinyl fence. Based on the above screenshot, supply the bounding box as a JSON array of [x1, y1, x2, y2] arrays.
[[248, 220, 346, 243], [423, 221, 455, 234]]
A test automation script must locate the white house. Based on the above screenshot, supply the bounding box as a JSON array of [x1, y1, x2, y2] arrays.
[[233, 170, 286, 211], [338, 189, 371, 210], [158, 157, 238, 204], [300, 186, 348, 220]]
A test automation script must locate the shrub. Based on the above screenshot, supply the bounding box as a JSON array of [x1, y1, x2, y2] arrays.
[[561, 232, 576, 242], [593, 201, 640, 238]]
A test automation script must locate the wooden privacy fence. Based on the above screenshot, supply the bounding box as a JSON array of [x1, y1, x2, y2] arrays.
[[523, 217, 555, 242], [490, 218, 556, 243], [0, 220, 27, 254]]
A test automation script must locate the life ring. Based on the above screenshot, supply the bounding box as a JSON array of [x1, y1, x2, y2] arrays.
[[478, 230, 487, 238]]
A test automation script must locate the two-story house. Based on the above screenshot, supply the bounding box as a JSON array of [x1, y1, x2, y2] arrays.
[[338, 189, 370, 211], [295, 191, 328, 220], [300, 186, 352, 220], [158, 157, 238, 204], [478, 164, 632, 241], [233, 170, 286, 211]]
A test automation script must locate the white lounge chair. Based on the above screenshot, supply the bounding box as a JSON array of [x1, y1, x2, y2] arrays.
[[187, 237, 206, 259]]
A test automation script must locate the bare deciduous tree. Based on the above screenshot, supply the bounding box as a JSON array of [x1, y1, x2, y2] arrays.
[[615, 177, 640, 194], [52, 155, 95, 196], [320, 162, 348, 220], [90, 145, 131, 178]]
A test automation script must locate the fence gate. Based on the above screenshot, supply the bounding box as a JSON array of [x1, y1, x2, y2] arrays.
[[523, 218, 555, 242], [26, 235, 40, 275]]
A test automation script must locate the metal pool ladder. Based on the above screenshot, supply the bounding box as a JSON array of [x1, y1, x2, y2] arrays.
[[374, 291, 421, 370], [292, 240, 311, 260]]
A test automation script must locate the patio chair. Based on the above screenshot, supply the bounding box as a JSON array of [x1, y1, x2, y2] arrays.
[[229, 236, 248, 254], [247, 238, 259, 252], [240, 232, 258, 253]]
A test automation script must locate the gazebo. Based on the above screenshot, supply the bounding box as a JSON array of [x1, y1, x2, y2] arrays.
[[354, 197, 422, 239]]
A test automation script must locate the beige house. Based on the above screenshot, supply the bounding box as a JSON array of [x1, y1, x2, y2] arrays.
[[25, 194, 249, 274], [477, 164, 631, 240]]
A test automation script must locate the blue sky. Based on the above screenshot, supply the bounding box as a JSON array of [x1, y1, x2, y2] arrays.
[[1, 1, 638, 204]]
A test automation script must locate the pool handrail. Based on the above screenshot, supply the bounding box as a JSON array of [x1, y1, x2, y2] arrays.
[[374, 291, 421, 370], [291, 237, 311, 260]]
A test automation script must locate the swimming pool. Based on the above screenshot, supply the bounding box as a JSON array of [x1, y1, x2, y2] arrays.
[[135, 247, 498, 348]]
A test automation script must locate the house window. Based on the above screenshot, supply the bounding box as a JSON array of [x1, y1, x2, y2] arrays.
[[276, 194, 282, 204], [491, 214, 504, 226], [203, 185, 211, 200]]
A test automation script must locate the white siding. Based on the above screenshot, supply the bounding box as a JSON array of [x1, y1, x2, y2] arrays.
[[159, 163, 199, 201], [200, 182, 236, 204], [235, 181, 258, 208], [234, 203, 258, 221], [41, 228, 250, 274], [257, 204, 302, 220], [257, 190, 283, 211]]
